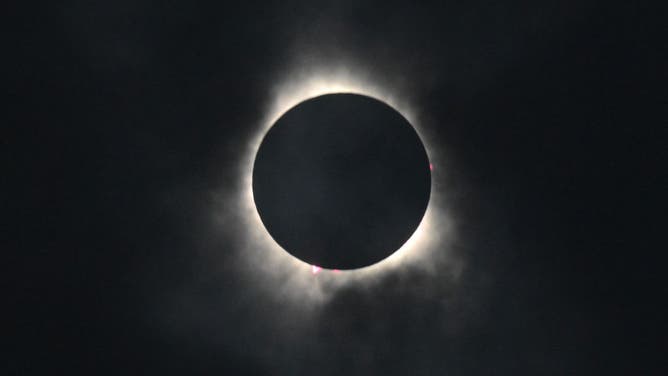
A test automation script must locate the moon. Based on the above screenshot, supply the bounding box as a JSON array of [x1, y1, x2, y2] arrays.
[[252, 93, 431, 270]]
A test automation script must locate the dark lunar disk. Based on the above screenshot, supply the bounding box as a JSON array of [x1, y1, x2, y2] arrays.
[[252, 93, 431, 269]]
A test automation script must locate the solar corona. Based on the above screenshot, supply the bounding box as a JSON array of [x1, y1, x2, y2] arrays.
[[225, 68, 453, 295]]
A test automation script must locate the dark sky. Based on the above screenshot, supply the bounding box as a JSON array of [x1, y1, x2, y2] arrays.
[[7, 1, 663, 375]]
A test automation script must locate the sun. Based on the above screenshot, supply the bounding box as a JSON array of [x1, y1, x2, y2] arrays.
[[216, 65, 455, 303]]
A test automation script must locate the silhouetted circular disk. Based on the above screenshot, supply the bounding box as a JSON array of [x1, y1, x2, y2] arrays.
[[252, 93, 431, 269]]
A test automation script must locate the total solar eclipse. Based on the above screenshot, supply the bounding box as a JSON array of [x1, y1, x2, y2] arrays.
[[252, 93, 431, 270]]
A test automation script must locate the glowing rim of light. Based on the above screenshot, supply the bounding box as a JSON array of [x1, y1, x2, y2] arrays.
[[231, 68, 453, 289]]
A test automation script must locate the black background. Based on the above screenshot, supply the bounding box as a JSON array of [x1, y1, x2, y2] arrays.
[[7, 1, 664, 375]]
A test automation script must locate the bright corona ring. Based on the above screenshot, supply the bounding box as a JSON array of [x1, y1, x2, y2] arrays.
[[233, 69, 450, 287]]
